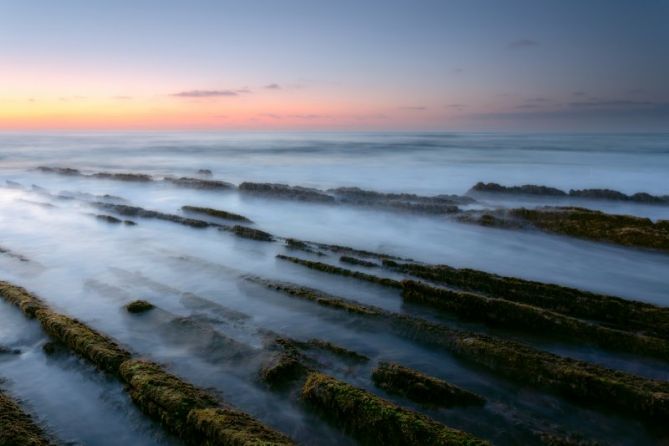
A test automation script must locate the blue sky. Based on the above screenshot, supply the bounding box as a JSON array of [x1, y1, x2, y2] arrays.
[[1, 0, 668, 130]]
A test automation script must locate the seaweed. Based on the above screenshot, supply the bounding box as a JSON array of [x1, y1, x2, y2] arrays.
[[182, 205, 252, 223], [125, 300, 155, 314], [301, 372, 488, 446], [401, 280, 669, 361], [372, 362, 484, 407], [384, 260, 669, 339], [276, 255, 401, 288], [0, 391, 53, 446]]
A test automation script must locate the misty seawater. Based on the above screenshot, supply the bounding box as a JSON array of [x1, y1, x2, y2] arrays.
[[1, 131, 668, 445]]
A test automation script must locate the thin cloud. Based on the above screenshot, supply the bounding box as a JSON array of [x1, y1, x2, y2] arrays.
[[259, 113, 282, 119], [171, 88, 251, 98], [399, 106, 427, 111], [568, 99, 654, 108], [508, 39, 539, 49], [446, 104, 466, 111], [288, 113, 329, 119], [113, 96, 132, 100], [473, 100, 669, 120], [527, 97, 550, 103], [264, 83, 281, 90]]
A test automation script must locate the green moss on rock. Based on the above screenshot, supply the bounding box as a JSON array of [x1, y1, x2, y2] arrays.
[[187, 407, 293, 446], [259, 353, 307, 387], [0, 282, 47, 318], [35, 309, 131, 374], [182, 205, 252, 223], [301, 372, 488, 446], [252, 277, 669, 424], [0, 392, 52, 446], [125, 300, 155, 314], [401, 280, 669, 361], [231, 225, 274, 242], [385, 261, 669, 339], [372, 362, 484, 407], [510, 207, 669, 252], [121, 359, 293, 444], [276, 255, 401, 288]]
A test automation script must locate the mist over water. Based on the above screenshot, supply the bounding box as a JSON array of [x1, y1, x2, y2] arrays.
[[1, 132, 668, 445]]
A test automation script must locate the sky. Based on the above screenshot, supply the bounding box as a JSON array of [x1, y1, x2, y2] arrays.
[[1, 0, 668, 132]]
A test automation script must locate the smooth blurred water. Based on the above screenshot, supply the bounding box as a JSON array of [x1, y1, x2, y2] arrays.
[[0, 131, 668, 445]]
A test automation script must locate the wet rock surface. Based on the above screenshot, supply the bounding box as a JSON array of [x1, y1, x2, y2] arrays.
[[0, 282, 295, 445], [384, 260, 669, 339], [469, 182, 669, 204], [372, 361, 485, 407], [301, 372, 489, 446], [182, 205, 252, 223], [164, 176, 234, 190], [125, 300, 155, 314], [250, 277, 669, 426], [0, 391, 53, 446], [239, 182, 335, 203]]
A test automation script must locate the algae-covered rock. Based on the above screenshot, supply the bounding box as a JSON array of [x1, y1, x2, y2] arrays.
[[91, 172, 153, 182], [121, 359, 293, 445], [0, 282, 47, 317], [301, 372, 488, 446], [339, 256, 378, 268], [385, 261, 669, 339], [231, 225, 274, 242], [36, 310, 131, 374], [276, 255, 401, 288], [187, 407, 293, 446], [92, 202, 212, 229], [120, 359, 218, 421], [372, 362, 484, 407], [0, 282, 293, 445], [164, 177, 234, 190], [259, 353, 307, 387], [36, 166, 81, 176], [401, 280, 669, 361], [126, 300, 155, 314], [253, 277, 669, 424], [182, 205, 252, 223], [239, 182, 335, 203], [0, 392, 52, 446], [96, 214, 123, 224], [510, 207, 669, 252], [305, 339, 369, 362], [469, 182, 566, 197]]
